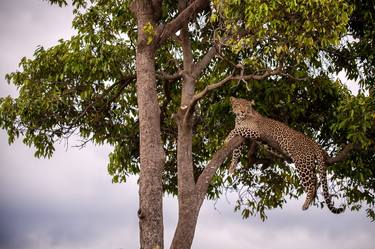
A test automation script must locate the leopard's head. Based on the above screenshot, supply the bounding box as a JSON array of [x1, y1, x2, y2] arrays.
[[230, 97, 255, 116]]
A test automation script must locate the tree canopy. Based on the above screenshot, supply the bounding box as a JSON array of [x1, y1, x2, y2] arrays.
[[1, 0, 374, 222]]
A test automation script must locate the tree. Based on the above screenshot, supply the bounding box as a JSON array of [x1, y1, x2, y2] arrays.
[[0, 0, 374, 249]]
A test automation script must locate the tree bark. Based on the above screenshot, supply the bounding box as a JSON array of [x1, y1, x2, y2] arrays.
[[132, 1, 165, 248], [171, 87, 198, 249], [170, 113, 200, 249], [170, 3, 199, 246]]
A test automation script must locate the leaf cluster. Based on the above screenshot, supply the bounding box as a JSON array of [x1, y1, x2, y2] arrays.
[[212, 0, 351, 67], [328, 0, 375, 90], [1, 1, 138, 158]]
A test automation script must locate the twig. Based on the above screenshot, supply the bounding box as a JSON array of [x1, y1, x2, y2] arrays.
[[183, 67, 283, 124]]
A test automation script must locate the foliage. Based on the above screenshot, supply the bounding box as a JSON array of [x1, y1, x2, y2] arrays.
[[212, 0, 351, 67], [1, 0, 374, 220], [324, 0, 375, 220], [328, 0, 375, 89]]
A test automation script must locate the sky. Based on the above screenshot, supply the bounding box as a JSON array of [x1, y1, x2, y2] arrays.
[[0, 1, 373, 249]]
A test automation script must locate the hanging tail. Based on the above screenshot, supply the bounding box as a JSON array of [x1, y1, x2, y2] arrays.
[[318, 154, 345, 214]]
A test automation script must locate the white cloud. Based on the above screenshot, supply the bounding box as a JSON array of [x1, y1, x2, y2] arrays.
[[0, 132, 140, 249], [337, 70, 360, 95], [195, 197, 375, 249], [0, 0, 75, 97]]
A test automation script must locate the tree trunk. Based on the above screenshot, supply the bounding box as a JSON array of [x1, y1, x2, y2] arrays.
[[170, 106, 199, 249], [169, 9, 201, 246], [133, 1, 165, 248]]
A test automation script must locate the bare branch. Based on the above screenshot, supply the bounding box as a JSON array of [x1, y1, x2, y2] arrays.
[[186, 67, 282, 115], [195, 136, 246, 208], [232, 67, 282, 81], [157, 0, 210, 45], [194, 74, 234, 102], [151, 0, 163, 21], [192, 46, 218, 78], [326, 143, 359, 164], [183, 73, 234, 122], [279, 72, 308, 81]]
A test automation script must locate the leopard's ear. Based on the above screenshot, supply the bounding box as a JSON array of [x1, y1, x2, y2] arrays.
[[230, 97, 238, 105], [248, 100, 257, 116]]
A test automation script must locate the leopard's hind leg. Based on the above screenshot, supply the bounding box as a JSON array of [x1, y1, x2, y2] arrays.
[[295, 155, 318, 210]]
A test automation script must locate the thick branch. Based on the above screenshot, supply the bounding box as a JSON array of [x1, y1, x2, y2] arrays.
[[151, 0, 162, 22], [178, 0, 194, 73], [157, 0, 210, 45], [192, 45, 218, 78], [326, 143, 358, 164], [195, 136, 246, 208]]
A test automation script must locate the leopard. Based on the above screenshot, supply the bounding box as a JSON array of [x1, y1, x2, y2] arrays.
[[225, 97, 344, 214]]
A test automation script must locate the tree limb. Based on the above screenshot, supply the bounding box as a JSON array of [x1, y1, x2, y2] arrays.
[[231, 67, 282, 81], [151, 0, 163, 22], [192, 45, 218, 79], [178, 0, 194, 73], [195, 67, 282, 103], [326, 143, 358, 164], [247, 140, 258, 167], [195, 136, 246, 208], [279, 72, 308, 81], [156, 0, 210, 45]]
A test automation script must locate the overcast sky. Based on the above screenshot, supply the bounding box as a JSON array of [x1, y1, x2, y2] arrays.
[[0, 1, 373, 249]]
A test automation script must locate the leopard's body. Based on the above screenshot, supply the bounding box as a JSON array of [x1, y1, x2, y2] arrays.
[[225, 97, 344, 213]]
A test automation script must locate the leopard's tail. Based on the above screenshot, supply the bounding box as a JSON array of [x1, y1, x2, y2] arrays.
[[317, 153, 345, 214]]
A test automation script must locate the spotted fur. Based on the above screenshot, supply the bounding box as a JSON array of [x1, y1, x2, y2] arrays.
[[225, 97, 344, 213]]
